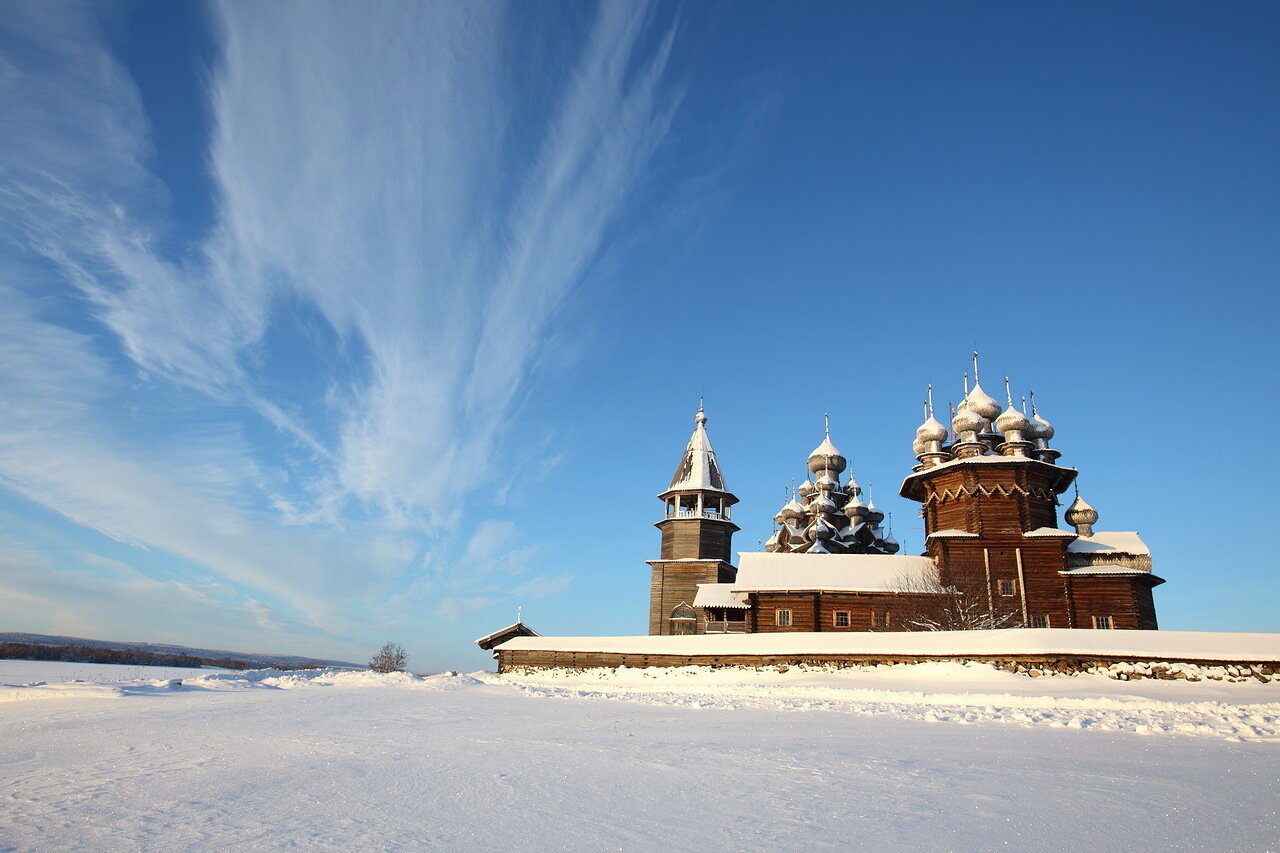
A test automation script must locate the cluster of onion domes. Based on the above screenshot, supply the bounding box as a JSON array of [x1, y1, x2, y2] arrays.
[[766, 425, 899, 555], [913, 361, 1061, 470]]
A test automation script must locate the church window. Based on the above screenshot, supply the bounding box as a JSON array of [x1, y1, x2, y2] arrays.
[[999, 579, 1016, 597], [872, 611, 889, 629], [1028, 614, 1049, 628], [1093, 615, 1113, 629], [833, 611, 850, 628], [776, 609, 792, 627]]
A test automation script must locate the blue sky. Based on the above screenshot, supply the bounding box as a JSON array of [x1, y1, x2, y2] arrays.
[[2, 1, 1277, 671]]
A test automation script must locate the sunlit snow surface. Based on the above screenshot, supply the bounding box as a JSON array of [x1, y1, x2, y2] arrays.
[[2, 660, 1278, 850]]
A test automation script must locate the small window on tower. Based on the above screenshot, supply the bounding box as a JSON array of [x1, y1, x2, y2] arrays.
[[999, 579, 1016, 597], [1093, 615, 1113, 629], [833, 611, 850, 628], [872, 612, 889, 629], [776, 609, 792, 627], [1028, 614, 1049, 628]]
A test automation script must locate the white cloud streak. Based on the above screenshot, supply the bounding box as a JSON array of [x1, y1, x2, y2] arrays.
[[0, 1, 679, 654]]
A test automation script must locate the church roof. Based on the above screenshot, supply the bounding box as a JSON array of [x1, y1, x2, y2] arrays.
[[1066, 531, 1150, 556], [693, 584, 751, 609], [1022, 527, 1078, 538], [731, 552, 938, 593], [474, 622, 540, 650], [664, 408, 730, 494]]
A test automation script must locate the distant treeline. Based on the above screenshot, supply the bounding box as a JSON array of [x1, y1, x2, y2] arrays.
[[0, 641, 322, 671]]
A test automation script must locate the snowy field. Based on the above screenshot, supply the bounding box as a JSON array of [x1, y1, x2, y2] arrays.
[[2, 660, 1278, 851]]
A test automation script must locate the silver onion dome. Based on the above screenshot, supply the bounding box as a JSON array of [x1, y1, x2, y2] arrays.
[[916, 415, 949, 444], [844, 492, 867, 520], [965, 382, 1002, 422], [1031, 412, 1055, 441], [1023, 412, 1050, 442], [781, 497, 806, 521], [1065, 494, 1098, 528], [951, 407, 983, 437], [995, 404, 1029, 436], [807, 434, 847, 475]]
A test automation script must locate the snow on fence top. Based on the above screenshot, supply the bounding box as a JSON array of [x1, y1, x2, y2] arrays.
[[494, 628, 1280, 662]]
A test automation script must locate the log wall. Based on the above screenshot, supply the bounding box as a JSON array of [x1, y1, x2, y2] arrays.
[[749, 592, 948, 632]]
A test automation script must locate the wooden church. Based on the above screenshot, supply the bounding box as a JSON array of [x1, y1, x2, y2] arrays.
[[648, 358, 1162, 636]]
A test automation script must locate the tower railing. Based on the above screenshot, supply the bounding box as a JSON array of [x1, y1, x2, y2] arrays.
[[666, 508, 729, 520]]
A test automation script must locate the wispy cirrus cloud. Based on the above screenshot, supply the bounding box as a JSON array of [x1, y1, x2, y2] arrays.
[[0, 1, 680, 659]]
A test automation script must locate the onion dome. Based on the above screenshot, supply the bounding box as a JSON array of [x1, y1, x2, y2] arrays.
[[864, 498, 885, 525], [915, 415, 948, 445], [810, 491, 838, 514], [881, 530, 900, 554], [844, 491, 867, 520], [807, 433, 847, 475], [816, 472, 840, 491], [965, 382, 1002, 422], [1065, 493, 1098, 536], [845, 473, 861, 497], [797, 479, 816, 499], [951, 407, 983, 437], [1023, 412, 1050, 443], [912, 435, 927, 457], [780, 497, 806, 521], [1031, 412, 1055, 442], [995, 404, 1029, 436]]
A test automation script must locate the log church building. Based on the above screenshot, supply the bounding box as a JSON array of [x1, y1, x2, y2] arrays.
[[649, 359, 1162, 636]]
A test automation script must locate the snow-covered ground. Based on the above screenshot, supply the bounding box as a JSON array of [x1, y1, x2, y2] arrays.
[[2, 660, 1278, 851]]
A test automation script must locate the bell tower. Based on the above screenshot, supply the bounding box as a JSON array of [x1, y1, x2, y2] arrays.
[[646, 406, 739, 635]]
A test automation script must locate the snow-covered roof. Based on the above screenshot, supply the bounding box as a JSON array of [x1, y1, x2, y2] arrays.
[[1067, 531, 1150, 556], [900, 455, 1076, 498], [730, 552, 938, 594], [493, 628, 1280, 663], [693, 584, 751, 609], [1059, 567, 1156, 577], [927, 529, 978, 539], [664, 416, 728, 494], [1023, 527, 1078, 539], [474, 623, 540, 648]]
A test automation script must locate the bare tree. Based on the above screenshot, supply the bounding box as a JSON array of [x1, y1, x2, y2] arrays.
[[892, 571, 1018, 631], [368, 642, 408, 673]]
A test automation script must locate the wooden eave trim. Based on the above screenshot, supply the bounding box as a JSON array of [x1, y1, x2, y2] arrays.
[[652, 518, 741, 533]]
